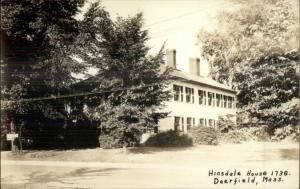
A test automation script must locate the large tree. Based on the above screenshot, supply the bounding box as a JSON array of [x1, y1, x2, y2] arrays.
[[74, 3, 171, 148], [198, 0, 299, 84], [197, 0, 299, 136], [1, 0, 85, 149]]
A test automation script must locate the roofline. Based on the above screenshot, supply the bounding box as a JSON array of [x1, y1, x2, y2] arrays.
[[170, 76, 236, 94]]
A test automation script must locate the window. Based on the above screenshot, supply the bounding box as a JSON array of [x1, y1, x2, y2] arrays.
[[185, 87, 194, 103], [174, 117, 181, 131], [220, 94, 223, 108], [174, 117, 185, 131], [213, 93, 216, 106], [208, 92, 213, 106], [187, 117, 192, 130], [198, 90, 206, 105], [204, 91, 207, 105], [216, 94, 221, 107], [199, 118, 204, 126], [228, 96, 233, 109], [154, 126, 158, 133], [224, 96, 228, 108], [173, 85, 183, 102], [208, 119, 214, 127]]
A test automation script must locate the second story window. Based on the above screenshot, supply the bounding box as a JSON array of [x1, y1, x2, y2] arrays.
[[198, 90, 206, 105], [185, 87, 194, 103], [173, 85, 183, 102], [208, 92, 213, 106], [224, 95, 228, 108], [232, 97, 235, 108], [216, 94, 221, 107], [228, 96, 234, 109]]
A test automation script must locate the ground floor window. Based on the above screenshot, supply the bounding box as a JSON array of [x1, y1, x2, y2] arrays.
[[187, 117, 192, 130], [174, 117, 181, 131], [154, 126, 158, 133], [174, 117, 185, 131], [208, 119, 214, 127], [199, 118, 205, 126]]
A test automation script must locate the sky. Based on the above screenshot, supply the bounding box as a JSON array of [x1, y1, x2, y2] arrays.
[[76, 0, 238, 77]]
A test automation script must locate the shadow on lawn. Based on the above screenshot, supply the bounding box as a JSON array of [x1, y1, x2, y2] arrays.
[[279, 148, 299, 160], [2, 168, 126, 189], [128, 146, 193, 154], [25, 168, 126, 185], [247, 147, 299, 162]]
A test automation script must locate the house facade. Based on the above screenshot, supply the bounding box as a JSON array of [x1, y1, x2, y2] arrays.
[[158, 49, 236, 133]]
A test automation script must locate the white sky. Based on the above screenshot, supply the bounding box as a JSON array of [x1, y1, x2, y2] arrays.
[[76, 0, 238, 77]]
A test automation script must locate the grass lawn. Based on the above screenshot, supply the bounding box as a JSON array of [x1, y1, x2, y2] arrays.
[[1, 141, 298, 164], [1, 141, 299, 189]]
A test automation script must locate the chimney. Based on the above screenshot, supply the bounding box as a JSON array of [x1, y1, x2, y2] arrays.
[[189, 58, 200, 76], [166, 49, 176, 68]]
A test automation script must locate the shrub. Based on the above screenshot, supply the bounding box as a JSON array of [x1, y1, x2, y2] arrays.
[[189, 126, 218, 145], [218, 126, 270, 144], [99, 134, 123, 149], [271, 125, 300, 142], [218, 130, 252, 144], [217, 114, 237, 133], [242, 126, 270, 141], [99, 126, 142, 149], [144, 130, 193, 147]]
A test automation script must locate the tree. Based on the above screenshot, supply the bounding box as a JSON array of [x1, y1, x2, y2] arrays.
[[74, 3, 171, 148], [235, 51, 299, 133], [197, 0, 299, 135], [198, 0, 299, 84], [1, 0, 85, 149]]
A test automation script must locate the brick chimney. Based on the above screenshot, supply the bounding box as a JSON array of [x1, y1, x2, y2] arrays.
[[166, 49, 176, 69], [189, 58, 200, 76]]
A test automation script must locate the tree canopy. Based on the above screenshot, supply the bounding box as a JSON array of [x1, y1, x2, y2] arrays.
[[1, 1, 171, 149], [1, 0, 85, 148], [71, 3, 171, 148], [198, 0, 299, 84], [198, 0, 299, 135]]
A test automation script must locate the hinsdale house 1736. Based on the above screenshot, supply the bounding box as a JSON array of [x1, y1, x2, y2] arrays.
[[158, 49, 236, 133]]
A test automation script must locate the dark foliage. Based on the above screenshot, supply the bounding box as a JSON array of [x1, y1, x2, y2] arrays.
[[1, 0, 86, 149], [235, 51, 299, 134], [144, 130, 193, 147], [188, 126, 218, 145], [74, 3, 171, 148], [217, 114, 236, 133]]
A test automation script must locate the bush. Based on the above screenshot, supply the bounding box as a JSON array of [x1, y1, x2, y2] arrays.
[[99, 134, 123, 149], [217, 114, 236, 133], [242, 126, 270, 141], [189, 126, 218, 145], [99, 127, 142, 149], [271, 125, 299, 142], [218, 126, 270, 144], [144, 130, 193, 147], [218, 130, 252, 144]]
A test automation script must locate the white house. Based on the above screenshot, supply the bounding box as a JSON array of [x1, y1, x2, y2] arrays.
[[158, 49, 236, 133]]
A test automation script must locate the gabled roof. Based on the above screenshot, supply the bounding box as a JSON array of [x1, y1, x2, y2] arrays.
[[163, 66, 235, 94]]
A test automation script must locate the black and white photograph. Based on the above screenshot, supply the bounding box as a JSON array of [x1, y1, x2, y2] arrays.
[[1, 0, 299, 188]]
